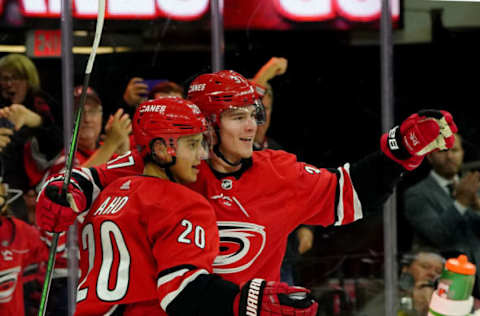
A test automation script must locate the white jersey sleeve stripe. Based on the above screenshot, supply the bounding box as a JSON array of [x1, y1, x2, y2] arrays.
[[103, 305, 119, 316], [157, 268, 189, 287], [334, 165, 345, 226], [73, 167, 102, 202], [343, 163, 363, 222], [334, 163, 363, 226], [160, 269, 209, 311]]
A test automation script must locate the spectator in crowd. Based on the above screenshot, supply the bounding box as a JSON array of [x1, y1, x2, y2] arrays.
[[122, 77, 148, 114], [0, 54, 61, 221], [24, 85, 132, 189], [71, 85, 132, 168], [148, 80, 184, 99], [0, 180, 48, 316], [357, 249, 443, 316], [401, 250, 443, 284], [121, 77, 184, 116], [403, 133, 480, 297], [251, 57, 315, 285], [399, 250, 444, 316]]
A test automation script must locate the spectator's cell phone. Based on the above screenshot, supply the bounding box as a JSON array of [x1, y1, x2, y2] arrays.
[[0, 117, 14, 129]]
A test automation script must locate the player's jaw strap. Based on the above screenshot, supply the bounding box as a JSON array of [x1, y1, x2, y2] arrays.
[[213, 144, 242, 167], [160, 159, 177, 182], [213, 130, 242, 167]]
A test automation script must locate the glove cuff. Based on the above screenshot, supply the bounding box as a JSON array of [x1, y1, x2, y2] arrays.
[[236, 278, 266, 316], [383, 126, 411, 160], [381, 130, 424, 171]]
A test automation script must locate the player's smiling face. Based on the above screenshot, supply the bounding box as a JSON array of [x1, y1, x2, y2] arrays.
[[171, 133, 207, 184], [218, 105, 257, 163]]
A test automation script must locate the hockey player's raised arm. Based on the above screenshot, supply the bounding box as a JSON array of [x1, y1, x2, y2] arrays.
[[350, 109, 458, 212], [290, 110, 457, 229]]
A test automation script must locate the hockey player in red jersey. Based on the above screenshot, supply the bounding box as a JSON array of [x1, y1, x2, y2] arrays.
[[185, 70, 457, 284], [37, 71, 457, 294], [37, 97, 318, 316], [0, 182, 48, 316]]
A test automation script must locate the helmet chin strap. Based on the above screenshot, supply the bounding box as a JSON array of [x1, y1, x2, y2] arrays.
[[213, 130, 242, 167], [213, 144, 242, 167]]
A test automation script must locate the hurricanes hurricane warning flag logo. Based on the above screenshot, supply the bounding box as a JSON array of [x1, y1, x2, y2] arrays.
[[213, 222, 266, 274], [0, 266, 21, 303]]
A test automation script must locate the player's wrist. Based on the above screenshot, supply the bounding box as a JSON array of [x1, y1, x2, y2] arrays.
[[383, 126, 412, 159], [235, 279, 318, 316], [235, 279, 265, 316], [381, 128, 423, 171]]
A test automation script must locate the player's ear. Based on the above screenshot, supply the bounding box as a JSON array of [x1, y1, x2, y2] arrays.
[[151, 138, 173, 164]]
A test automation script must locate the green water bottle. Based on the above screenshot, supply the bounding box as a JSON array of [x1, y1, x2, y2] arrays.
[[429, 254, 476, 316]]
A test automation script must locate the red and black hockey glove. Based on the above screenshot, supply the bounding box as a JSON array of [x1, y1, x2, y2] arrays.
[[36, 179, 86, 232], [234, 279, 318, 316], [381, 109, 457, 171]]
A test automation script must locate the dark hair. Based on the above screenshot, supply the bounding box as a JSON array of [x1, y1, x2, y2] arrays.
[[148, 81, 184, 99]]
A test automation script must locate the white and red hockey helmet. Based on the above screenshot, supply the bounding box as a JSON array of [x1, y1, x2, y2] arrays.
[[187, 70, 265, 127], [133, 96, 208, 158]]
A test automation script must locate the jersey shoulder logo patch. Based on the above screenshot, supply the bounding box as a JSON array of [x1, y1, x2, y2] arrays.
[[304, 165, 321, 175]]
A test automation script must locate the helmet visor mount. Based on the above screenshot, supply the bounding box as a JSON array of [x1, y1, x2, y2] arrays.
[[253, 99, 266, 126]]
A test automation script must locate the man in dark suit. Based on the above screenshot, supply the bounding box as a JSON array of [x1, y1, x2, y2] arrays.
[[404, 134, 480, 297]]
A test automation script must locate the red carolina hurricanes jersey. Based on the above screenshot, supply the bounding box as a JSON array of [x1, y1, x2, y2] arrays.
[[74, 175, 219, 316], [86, 149, 362, 286], [187, 149, 363, 284], [0, 218, 48, 316], [38, 151, 145, 278]]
